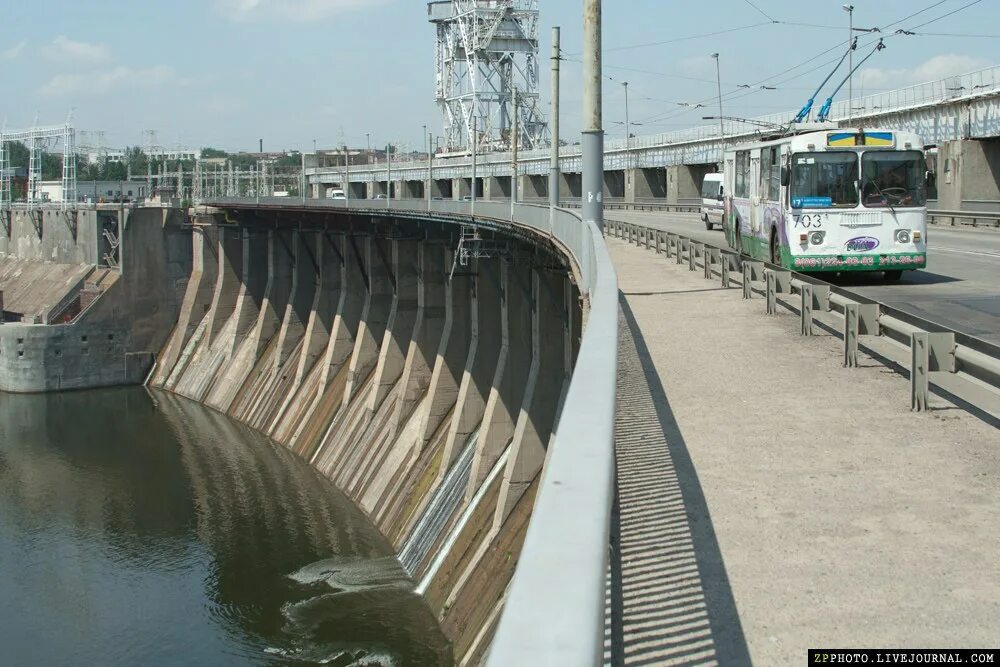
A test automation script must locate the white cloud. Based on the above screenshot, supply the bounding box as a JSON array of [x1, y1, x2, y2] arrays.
[[38, 66, 188, 97], [214, 0, 387, 22], [45, 36, 110, 65], [857, 54, 992, 89], [1, 40, 26, 61]]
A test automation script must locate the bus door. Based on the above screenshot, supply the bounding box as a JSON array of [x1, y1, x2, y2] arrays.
[[748, 152, 761, 250]]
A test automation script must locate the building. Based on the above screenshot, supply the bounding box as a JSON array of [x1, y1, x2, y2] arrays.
[[39, 180, 150, 203]]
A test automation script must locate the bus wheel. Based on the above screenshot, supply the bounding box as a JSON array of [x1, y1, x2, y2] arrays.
[[704, 215, 714, 231], [884, 270, 902, 281], [770, 229, 780, 265], [734, 221, 742, 253]]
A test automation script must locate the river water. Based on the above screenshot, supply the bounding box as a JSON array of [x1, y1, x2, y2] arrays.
[[0, 387, 451, 666]]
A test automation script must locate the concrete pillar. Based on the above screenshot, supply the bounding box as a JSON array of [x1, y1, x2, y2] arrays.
[[440, 257, 504, 472], [392, 241, 448, 432], [625, 167, 667, 203], [344, 236, 394, 405], [228, 228, 269, 356], [273, 230, 317, 369], [369, 239, 420, 412], [154, 224, 219, 389], [205, 226, 244, 347], [468, 260, 532, 498], [520, 175, 547, 200], [433, 179, 452, 199], [559, 172, 581, 199], [419, 249, 473, 446], [268, 231, 343, 440], [494, 268, 567, 525], [603, 170, 625, 200], [286, 233, 365, 455], [453, 178, 471, 199], [937, 138, 1000, 211]]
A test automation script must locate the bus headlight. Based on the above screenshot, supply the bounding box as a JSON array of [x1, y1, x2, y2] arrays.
[[809, 231, 825, 245], [913, 231, 922, 243], [895, 229, 912, 244]]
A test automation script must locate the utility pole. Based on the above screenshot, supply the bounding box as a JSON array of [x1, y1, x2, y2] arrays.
[[844, 5, 854, 124], [511, 87, 519, 218], [712, 53, 724, 170], [427, 130, 433, 210], [471, 116, 477, 217], [582, 0, 604, 232], [300, 150, 306, 201], [344, 144, 350, 205], [386, 142, 391, 206], [550, 25, 561, 208], [624, 81, 630, 171]]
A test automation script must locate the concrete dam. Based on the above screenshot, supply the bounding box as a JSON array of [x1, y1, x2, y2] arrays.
[[0, 201, 584, 663]]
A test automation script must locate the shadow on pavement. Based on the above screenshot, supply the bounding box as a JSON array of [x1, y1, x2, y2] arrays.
[[605, 297, 752, 667]]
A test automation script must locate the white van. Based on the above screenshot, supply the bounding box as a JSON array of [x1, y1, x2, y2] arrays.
[[326, 189, 346, 200], [700, 173, 724, 230]]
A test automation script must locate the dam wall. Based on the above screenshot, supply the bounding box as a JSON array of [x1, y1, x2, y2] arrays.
[[149, 206, 581, 664], [0, 207, 192, 392]]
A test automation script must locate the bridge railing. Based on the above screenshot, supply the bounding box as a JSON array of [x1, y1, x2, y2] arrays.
[[204, 196, 620, 665]]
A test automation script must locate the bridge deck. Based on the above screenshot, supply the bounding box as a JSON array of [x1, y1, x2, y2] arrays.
[[605, 238, 1000, 665]]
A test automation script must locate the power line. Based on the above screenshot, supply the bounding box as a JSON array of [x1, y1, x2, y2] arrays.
[[602, 21, 773, 53], [906, 0, 983, 30], [741, 0, 776, 23], [880, 0, 951, 29]]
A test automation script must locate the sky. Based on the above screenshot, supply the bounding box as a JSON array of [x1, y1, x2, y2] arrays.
[[1, 0, 997, 153]]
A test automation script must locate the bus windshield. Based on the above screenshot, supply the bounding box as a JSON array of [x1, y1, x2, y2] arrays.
[[861, 150, 927, 208], [790, 152, 858, 208]]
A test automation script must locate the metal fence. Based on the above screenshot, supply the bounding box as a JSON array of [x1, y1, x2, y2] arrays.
[[606, 218, 1000, 419], [203, 196, 620, 665]]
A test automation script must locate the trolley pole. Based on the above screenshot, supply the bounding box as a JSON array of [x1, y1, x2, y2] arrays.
[[549, 26, 561, 208], [582, 0, 604, 232]]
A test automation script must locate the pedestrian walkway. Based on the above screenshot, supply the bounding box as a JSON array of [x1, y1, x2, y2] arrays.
[[604, 237, 1000, 666]]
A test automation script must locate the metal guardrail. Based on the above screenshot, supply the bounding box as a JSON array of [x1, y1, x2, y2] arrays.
[[928, 210, 1000, 229], [606, 219, 1000, 420], [203, 196, 619, 666]]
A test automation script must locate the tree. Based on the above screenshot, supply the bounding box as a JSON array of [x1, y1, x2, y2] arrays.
[[201, 147, 227, 159]]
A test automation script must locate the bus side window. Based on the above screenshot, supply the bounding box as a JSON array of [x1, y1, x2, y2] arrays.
[[760, 148, 772, 200]]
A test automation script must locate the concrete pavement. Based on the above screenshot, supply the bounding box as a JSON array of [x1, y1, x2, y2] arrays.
[[607, 211, 1000, 345], [605, 236, 1000, 666]]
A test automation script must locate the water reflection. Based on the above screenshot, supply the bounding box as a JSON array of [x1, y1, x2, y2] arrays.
[[0, 387, 451, 665]]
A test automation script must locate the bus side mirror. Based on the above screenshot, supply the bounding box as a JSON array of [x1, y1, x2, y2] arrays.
[[781, 166, 790, 187], [925, 170, 936, 188]]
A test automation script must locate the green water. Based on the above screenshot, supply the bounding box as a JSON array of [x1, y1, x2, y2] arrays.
[[0, 387, 451, 666]]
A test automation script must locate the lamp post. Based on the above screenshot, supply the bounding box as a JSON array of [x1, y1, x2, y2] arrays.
[[712, 53, 724, 169], [582, 0, 603, 231], [844, 5, 854, 123]]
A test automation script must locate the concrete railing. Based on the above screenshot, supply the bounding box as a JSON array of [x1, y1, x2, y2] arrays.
[[928, 209, 1000, 229], [203, 195, 620, 665], [607, 218, 1000, 419]]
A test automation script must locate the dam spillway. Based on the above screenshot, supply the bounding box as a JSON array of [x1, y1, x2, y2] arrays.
[[145, 203, 582, 663]]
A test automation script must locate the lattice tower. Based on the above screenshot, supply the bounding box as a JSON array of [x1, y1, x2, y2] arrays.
[[429, 0, 549, 152]]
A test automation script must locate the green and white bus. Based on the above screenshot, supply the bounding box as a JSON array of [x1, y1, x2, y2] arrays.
[[722, 125, 929, 280]]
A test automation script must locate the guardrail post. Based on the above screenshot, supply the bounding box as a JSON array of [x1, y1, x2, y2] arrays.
[[844, 303, 859, 368], [742, 262, 752, 299], [721, 252, 731, 288], [766, 271, 777, 314], [801, 284, 814, 335], [644, 228, 651, 250], [910, 332, 956, 411], [654, 231, 661, 254], [705, 248, 718, 280], [666, 233, 675, 258], [690, 242, 701, 271], [911, 332, 930, 411]]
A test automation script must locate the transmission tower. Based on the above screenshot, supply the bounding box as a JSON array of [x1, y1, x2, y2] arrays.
[[429, 0, 549, 152]]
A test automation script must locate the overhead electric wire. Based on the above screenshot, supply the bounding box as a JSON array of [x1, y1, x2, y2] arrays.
[[905, 0, 983, 30], [635, 0, 986, 127], [602, 22, 774, 53], [741, 0, 776, 23]]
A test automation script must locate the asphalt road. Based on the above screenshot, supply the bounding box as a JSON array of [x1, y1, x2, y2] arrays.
[[607, 210, 1000, 346]]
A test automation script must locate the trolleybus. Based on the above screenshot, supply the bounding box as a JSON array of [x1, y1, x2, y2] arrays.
[[723, 125, 929, 280]]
